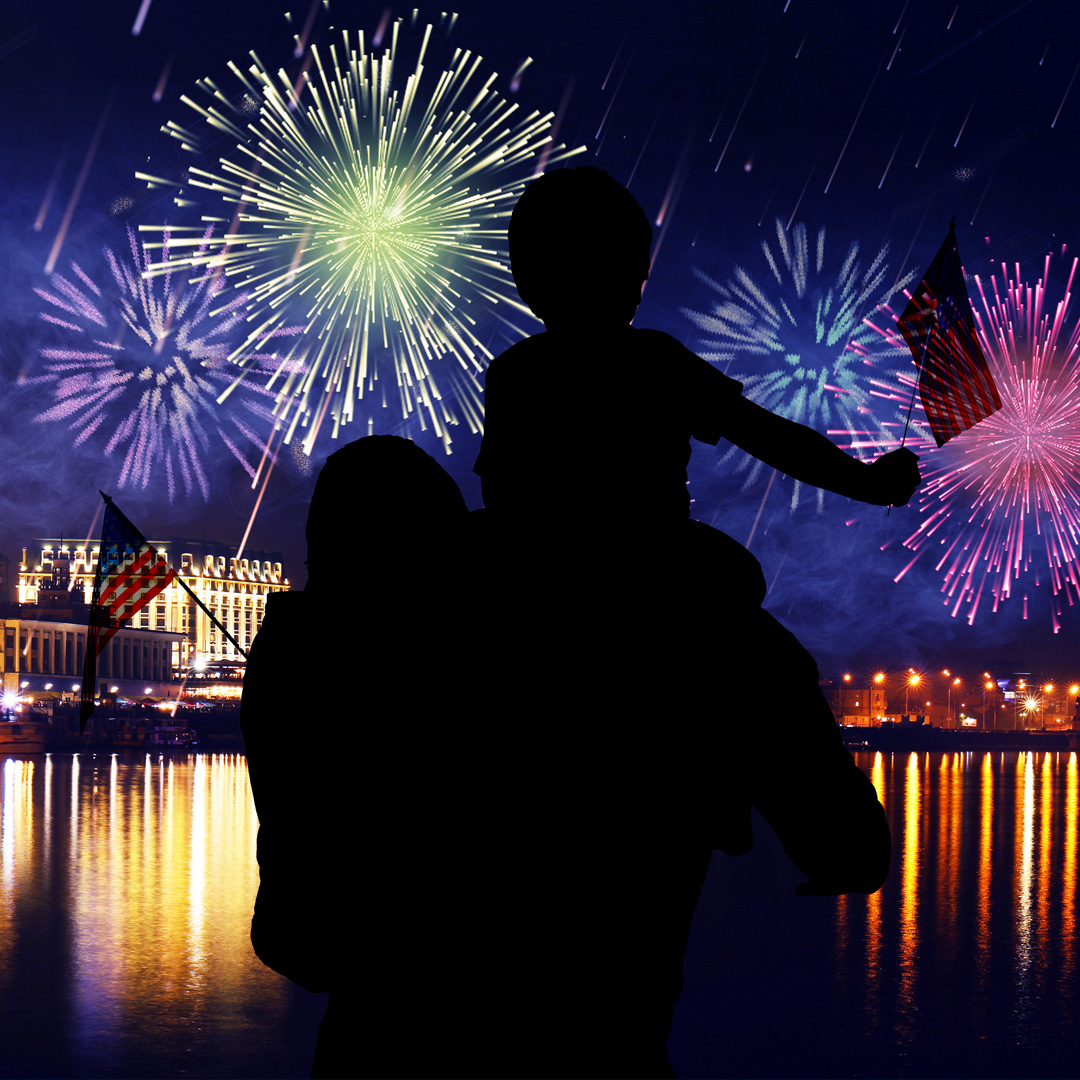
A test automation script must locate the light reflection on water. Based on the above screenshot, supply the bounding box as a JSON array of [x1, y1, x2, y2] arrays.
[[4, 749, 1080, 1079], [674, 750, 1080, 1079], [829, 750, 1080, 1077], [0, 752, 323, 1080]]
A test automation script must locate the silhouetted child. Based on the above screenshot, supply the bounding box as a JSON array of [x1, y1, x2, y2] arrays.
[[468, 166, 921, 1076]]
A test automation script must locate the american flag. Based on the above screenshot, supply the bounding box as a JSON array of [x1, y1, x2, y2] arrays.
[[896, 221, 1002, 447], [80, 498, 177, 731]]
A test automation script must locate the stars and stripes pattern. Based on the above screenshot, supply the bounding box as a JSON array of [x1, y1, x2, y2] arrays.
[[896, 222, 1002, 447], [80, 499, 177, 731]]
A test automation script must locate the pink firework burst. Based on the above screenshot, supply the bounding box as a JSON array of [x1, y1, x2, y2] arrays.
[[895, 250, 1080, 629], [31, 225, 300, 501]]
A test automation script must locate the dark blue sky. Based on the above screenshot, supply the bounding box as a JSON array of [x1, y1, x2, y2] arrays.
[[2, 0, 1078, 677]]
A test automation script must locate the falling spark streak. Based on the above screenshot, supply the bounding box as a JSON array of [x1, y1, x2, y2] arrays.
[[153, 52, 175, 102], [824, 48, 887, 195], [968, 158, 999, 225], [890, 252, 1080, 628], [878, 126, 906, 190], [34, 148, 69, 232], [893, 0, 909, 34], [0, 24, 37, 59], [714, 53, 766, 172], [131, 0, 153, 36], [913, 0, 1035, 77], [953, 94, 977, 147], [30, 225, 294, 502], [602, 27, 630, 91], [1051, 60, 1080, 129], [786, 147, 823, 231], [683, 219, 917, 511], [914, 109, 940, 169], [536, 76, 575, 175], [148, 18, 585, 455], [626, 101, 663, 189], [888, 23, 908, 70], [293, 0, 320, 57], [596, 41, 635, 143], [648, 135, 694, 279], [757, 182, 778, 227], [510, 57, 533, 93], [46, 90, 115, 275], [948, 6, 959, 30], [708, 89, 732, 142]]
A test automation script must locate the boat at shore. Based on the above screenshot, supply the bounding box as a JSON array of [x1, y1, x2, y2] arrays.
[[0, 719, 50, 754]]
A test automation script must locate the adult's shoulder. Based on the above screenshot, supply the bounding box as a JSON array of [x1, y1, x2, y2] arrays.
[[485, 333, 549, 375]]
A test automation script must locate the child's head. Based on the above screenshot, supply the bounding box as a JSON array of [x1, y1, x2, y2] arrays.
[[508, 167, 653, 330]]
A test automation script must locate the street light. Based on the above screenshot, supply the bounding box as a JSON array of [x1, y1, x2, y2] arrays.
[[906, 672, 921, 717], [873, 672, 886, 724], [948, 677, 961, 728]]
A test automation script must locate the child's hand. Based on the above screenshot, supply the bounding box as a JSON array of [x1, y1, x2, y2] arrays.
[[865, 448, 920, 506]]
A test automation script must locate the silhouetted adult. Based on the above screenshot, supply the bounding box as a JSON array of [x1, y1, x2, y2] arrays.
[[241, 434, 471, 1079]]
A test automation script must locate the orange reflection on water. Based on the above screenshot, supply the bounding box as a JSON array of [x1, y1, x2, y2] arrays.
[[864, 753, 884, 978], [898, 752, 921, 1019], [976, 753, 993, 963], [67, 753, 264, 1047], [0, 759, 36, 994], [1012, 752, 1036, 1033], [1062, 753, 1078, 1027], [935, 754, 963, 951], [0, 751, 287, 1067], [1038, 754, 1053, 985]]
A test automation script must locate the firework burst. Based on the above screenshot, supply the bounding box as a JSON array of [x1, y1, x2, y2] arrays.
[[683, 218, 918, 509], [31, 225, 295, 501], [895, 252, 1080, 630], [141, 15, 584, 454]]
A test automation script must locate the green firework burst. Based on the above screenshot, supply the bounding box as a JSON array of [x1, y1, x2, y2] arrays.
[[140, 15, 584, 453]]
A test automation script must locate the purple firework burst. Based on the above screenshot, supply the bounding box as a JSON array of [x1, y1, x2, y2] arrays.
[[31, 226, 300, 501]]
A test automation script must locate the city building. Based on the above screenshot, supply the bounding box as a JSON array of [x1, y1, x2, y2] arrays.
[[835, 676, 889, 727], [15, 538, 291, 687]]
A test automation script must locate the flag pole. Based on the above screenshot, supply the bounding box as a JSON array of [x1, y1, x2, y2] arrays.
[[98, 492, 250, 660]]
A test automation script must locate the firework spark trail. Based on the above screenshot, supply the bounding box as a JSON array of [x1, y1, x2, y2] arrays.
[[894, 252, 1080, 629], [30, 225, 297, 501], [683, 218, 918, 510], [141, 17, 585, 455]]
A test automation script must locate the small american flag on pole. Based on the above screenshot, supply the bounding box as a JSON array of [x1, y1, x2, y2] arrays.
[[80, 495, 177, 732], [896, 220, 1002, 447]]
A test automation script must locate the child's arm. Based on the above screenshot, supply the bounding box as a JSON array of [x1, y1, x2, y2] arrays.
[[721, 396, 920, 506]]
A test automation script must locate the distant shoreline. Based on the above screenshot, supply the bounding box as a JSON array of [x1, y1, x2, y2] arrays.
[[842, 725, 1080, 752]]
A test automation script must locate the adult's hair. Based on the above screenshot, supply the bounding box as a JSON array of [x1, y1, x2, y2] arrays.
[[508, 166, 653, 322], [305, 435, 467, 584]]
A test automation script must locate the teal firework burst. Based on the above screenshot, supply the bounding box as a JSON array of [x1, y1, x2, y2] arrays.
[[683, 218, 919, 509]]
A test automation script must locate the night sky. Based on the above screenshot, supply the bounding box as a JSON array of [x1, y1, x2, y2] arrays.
[[2, 0, 1079, 678]]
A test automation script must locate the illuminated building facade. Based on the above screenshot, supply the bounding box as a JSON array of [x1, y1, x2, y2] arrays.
[[16, 538, 291, 676]]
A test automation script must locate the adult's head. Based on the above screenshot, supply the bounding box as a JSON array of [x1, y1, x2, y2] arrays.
[[508, 166, 653, 332], [304, 435, 468, 589]]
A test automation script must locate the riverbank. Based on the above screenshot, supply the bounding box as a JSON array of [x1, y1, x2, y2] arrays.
[[841, 724, 1080, 752]]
